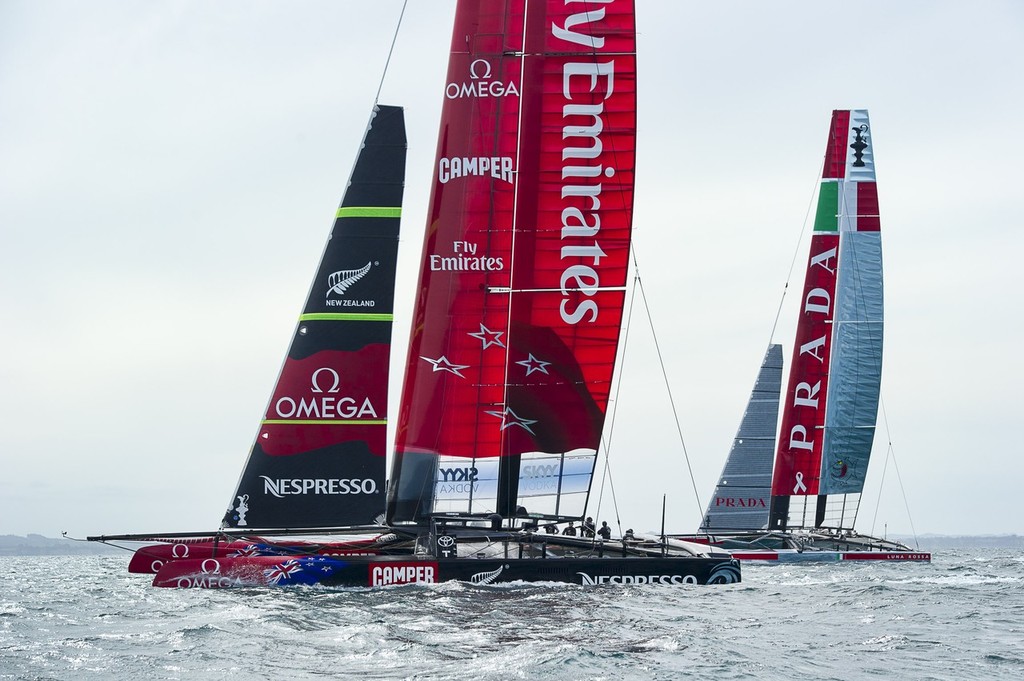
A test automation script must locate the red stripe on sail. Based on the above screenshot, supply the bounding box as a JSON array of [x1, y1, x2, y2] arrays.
[[856, 181, 880, 231], [822, 110, 851, 179], [259, 345, 390, 457], [771, 233, 839, 496]]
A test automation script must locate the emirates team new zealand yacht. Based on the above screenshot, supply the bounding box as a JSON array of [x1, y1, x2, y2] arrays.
[[88, 0, 741, 588], [675, 110, 929, 563]]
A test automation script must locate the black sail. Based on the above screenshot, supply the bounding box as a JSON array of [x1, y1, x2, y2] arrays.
[[222, 105, 406, 530]]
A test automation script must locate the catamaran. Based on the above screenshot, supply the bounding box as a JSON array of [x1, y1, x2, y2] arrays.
[[675, 110, 930, 563], [89, 0, 741, 587]]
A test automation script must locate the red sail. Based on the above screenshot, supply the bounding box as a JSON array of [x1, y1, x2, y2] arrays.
[[770, 112, 850, 501], [769, 233, 839, 498], [389, 0, 636, 523]]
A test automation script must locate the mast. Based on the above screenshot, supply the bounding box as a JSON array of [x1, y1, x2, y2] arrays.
[[769, 109, 882, 531], [222, 105, 406, 530], [387, 0, 638, 526]]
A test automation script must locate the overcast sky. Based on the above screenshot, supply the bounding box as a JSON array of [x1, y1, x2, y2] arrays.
[[2, 1, 1022, 540]]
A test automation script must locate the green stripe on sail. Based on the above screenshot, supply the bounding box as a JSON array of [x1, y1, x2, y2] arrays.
[[261, 419, 387, 426], [299, 313, 393, 322], [814, 182, 839, 232], [336, 206, 402, 219]]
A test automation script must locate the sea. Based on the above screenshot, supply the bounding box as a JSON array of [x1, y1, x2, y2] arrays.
[[2, 549, 1022, 680]]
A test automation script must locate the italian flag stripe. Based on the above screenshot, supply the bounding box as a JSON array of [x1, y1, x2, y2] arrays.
[[813, 182, 839, 232]]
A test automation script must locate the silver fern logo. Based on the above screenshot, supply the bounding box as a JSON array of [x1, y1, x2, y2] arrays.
[[326, 262, 372, 299], [470, 564, 506, 585]]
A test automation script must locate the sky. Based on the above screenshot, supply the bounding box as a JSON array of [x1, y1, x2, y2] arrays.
[[2, 1, 1022, 540]]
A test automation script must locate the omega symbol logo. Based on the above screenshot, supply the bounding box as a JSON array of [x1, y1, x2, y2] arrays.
[[200, 559, 222, 575], [310, 367, 341, 393], [469, 59, 492, 79]]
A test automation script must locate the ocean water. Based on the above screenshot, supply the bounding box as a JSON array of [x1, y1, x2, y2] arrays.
[[2, 550, 1022, 680]]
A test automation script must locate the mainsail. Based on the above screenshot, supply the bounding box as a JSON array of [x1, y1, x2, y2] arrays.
[[222, 105, 407, 529], [769, 109, 883, 531], [387, 0, 637, 524]]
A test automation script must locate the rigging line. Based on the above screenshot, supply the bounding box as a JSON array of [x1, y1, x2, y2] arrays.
[[496, 0, 534, 520], [596, 431, 624, 538], [602, 443, 624, 536], [634, 272, 706, 523], [876, 397, 921, 549], [870, 443, 891, 538], [63, 533, 138, 555], [594, 271, 641, 533], [374, 0, 409, 106], [460, 10, 534, 523], [601, 268, 638, 467], [890, 445, 920, 549], [768, 149, 827, 346]]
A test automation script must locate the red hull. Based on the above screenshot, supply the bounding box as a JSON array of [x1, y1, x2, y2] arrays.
[[127, 536, 397, 574]]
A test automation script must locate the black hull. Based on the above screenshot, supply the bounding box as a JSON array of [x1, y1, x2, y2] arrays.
[[153, 553, 741, 587]]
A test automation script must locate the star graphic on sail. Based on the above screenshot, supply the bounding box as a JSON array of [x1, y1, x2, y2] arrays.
[[515, 353, 551, 376], [468, 323, 506, 349], [484, 406, 537, 434], [420, 355, 470, 378]]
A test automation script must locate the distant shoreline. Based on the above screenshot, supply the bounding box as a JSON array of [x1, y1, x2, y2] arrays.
[[0, 534, 121, 556], [891, 534, 1024, 550]]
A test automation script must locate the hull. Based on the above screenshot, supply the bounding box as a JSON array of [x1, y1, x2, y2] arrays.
[[729, 550, 931, 562], [153, 553, 741, 588], [127, 535, 409, 574], [673, 532, 930, 563]]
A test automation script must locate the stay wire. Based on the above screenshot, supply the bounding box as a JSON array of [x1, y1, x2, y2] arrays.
[[581, 26, 636, 536], [630, 248, 705, 524], [594, 275, 641, 537], [374, 0, 409, 106], [768, 153, 827, 346], [870, 398, 922, 549]]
